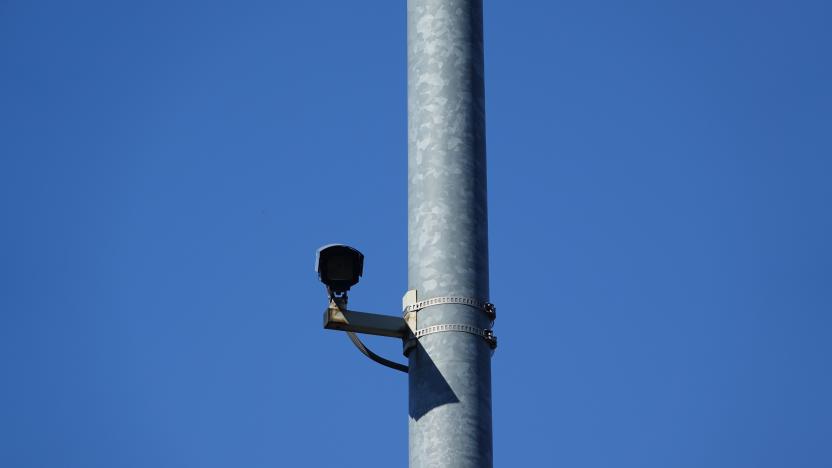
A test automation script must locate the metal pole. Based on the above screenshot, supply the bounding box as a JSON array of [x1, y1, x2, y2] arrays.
[[406, 0, 492, 466]]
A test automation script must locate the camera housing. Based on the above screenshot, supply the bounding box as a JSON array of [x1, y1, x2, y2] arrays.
[[316, 244, 364, 296]]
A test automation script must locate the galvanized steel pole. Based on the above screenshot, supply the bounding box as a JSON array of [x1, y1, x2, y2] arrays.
[[406, 0, 492, 466]]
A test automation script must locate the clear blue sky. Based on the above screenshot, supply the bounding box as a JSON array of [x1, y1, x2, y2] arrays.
[[1, 1, 830, 467]]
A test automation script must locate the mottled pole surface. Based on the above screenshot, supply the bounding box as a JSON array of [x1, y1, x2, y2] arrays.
[[407, 0, 491, 466]]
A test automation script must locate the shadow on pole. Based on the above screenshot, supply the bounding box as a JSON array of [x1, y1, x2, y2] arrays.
[[408, 341, 459, 420]]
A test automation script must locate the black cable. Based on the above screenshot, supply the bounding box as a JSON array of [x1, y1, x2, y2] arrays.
[[345, 331, 409, 373], [328, 290, 409, 374]]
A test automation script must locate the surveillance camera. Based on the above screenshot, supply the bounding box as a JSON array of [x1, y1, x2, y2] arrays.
[[316, 244, 364, 296]]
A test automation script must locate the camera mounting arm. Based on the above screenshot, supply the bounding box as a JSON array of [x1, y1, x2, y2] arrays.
[[323, 298, 408, 338], [323, 296, 409, 373]]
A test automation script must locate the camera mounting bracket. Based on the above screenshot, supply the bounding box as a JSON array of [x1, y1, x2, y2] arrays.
[[323, 299, 408, 338], [401, 290, 498, 354]]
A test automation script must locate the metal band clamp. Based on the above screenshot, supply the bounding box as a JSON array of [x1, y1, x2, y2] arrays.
[[402, 293, 496, 322], [401, 290, 499, 352], [413, 323, 497, 349]]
